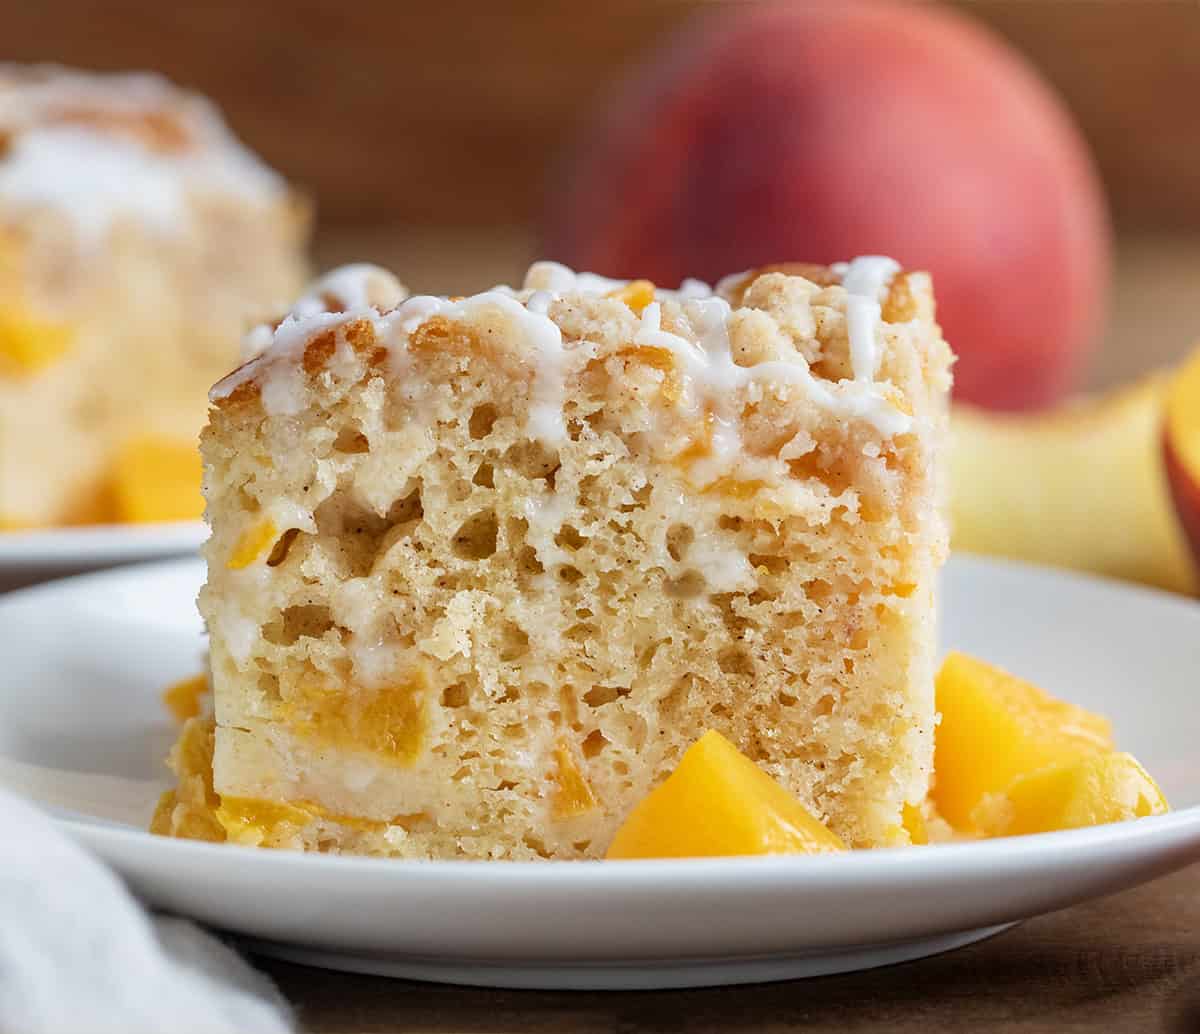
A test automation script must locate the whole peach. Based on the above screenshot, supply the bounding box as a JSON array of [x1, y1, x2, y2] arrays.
[[543, 1, 1111, 410]]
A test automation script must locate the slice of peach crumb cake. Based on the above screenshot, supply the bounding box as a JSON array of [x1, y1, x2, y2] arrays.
[[152, 256, 953, 859]]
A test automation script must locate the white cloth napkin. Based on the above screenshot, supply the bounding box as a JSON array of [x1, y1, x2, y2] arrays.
[[0, 789, 293, 1034]]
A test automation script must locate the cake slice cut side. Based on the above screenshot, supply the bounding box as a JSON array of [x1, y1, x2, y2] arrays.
[[167, 258, 952, 859]]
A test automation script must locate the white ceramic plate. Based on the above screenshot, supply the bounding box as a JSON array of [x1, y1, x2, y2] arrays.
[[0, 521, 206, 592], [1, 555, 1199, 990]]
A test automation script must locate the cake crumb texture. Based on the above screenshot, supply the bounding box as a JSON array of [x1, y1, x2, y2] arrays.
[[172, 259, 952, 858]]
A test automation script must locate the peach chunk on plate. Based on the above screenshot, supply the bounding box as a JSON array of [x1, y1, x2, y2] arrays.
[[931, 652, 1168, 838], [932, 651, 1114, 831], [950, 376, 1197, 595], [973, 752, 1169, 838], [1164, 343, 1200, 571], [606, 730, 845, 860], [162, 673, 209, 723]]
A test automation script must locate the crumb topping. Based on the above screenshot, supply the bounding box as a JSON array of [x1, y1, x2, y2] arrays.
[[213, 257, 918, 485]]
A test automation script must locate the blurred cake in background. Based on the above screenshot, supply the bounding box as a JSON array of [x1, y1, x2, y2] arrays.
[[0, 65, 309, 529]]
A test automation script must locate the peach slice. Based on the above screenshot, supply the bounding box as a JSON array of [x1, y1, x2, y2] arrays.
[[149, 717, 225, 842], [1164, 344, 1200, 571], [933, 652, 1113, 831], [227, 519, 279, 569], [950, 376, 1197, 595], [973, 752, 1169, 837], [900, 802, 928, 846], [216, 797, 315, 847], [111, 436, 204, 524], [162, 673, 208, 722], [607, 279, 656, 315], [605, 730, 845, 859], [551, 741, 598, 819], [0, 303, 72, 375]]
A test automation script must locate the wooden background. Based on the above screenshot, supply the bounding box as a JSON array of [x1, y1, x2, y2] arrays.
[[4, 0, 1200, 380], [3, 0, 1199, 230]]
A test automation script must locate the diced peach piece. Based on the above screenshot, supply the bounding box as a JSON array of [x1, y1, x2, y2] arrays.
[[216, 796, 315, 847], [933, 652, 1113, 831], [901, 802, 928, 846], [608, 279, 656, 315], [974, 752, 1169, 837], [552, 741, 598, 819], [215, 796, 399, 846], [227, 518, 279, 569], [675, 407, 716, 466], [606, 729, 845, 859], [149, 717, 225, 842], [284, 671, 429, 765], [0, 303, 72, 375], [162, 673, 208, 722], [1164, 343, 1200, 572], [111, 436, 204, 523], [609, 345, 683, 403]]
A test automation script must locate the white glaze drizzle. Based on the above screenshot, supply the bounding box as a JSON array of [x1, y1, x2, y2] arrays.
[[213, 259, 912, 451], [522, 487, 576, 569], [834, 255, 902, 382], [390, 290, 573, 443], [687, 530, 755, 591], [633, 296, 910, 443], [240, 322, 276, 360], [212, 310, 351, 406]]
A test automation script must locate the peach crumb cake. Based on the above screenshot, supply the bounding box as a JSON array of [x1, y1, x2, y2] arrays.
[[0, 65, 308, 528], [153, 256, 954, 858]]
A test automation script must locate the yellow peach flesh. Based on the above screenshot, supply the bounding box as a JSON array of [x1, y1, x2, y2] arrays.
[[0, 303, 72, 375], [973, 752, 1169, 837], [551, 742, 598, 819], [606, 730, 845, 859], [933, 651, 1113, 831], [1164, 345, 1200, 570], [111, 436, 204, 523], [227, 519, 279, 569], [162, 673, 208, 722]]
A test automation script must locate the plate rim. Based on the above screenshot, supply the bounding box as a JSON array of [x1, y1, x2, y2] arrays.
[[0, 520, 207, 567], [58, 802, 1200, 885]]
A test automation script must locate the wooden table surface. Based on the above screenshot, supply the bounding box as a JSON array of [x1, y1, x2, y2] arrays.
[[257, 865, 1200, 1033]]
